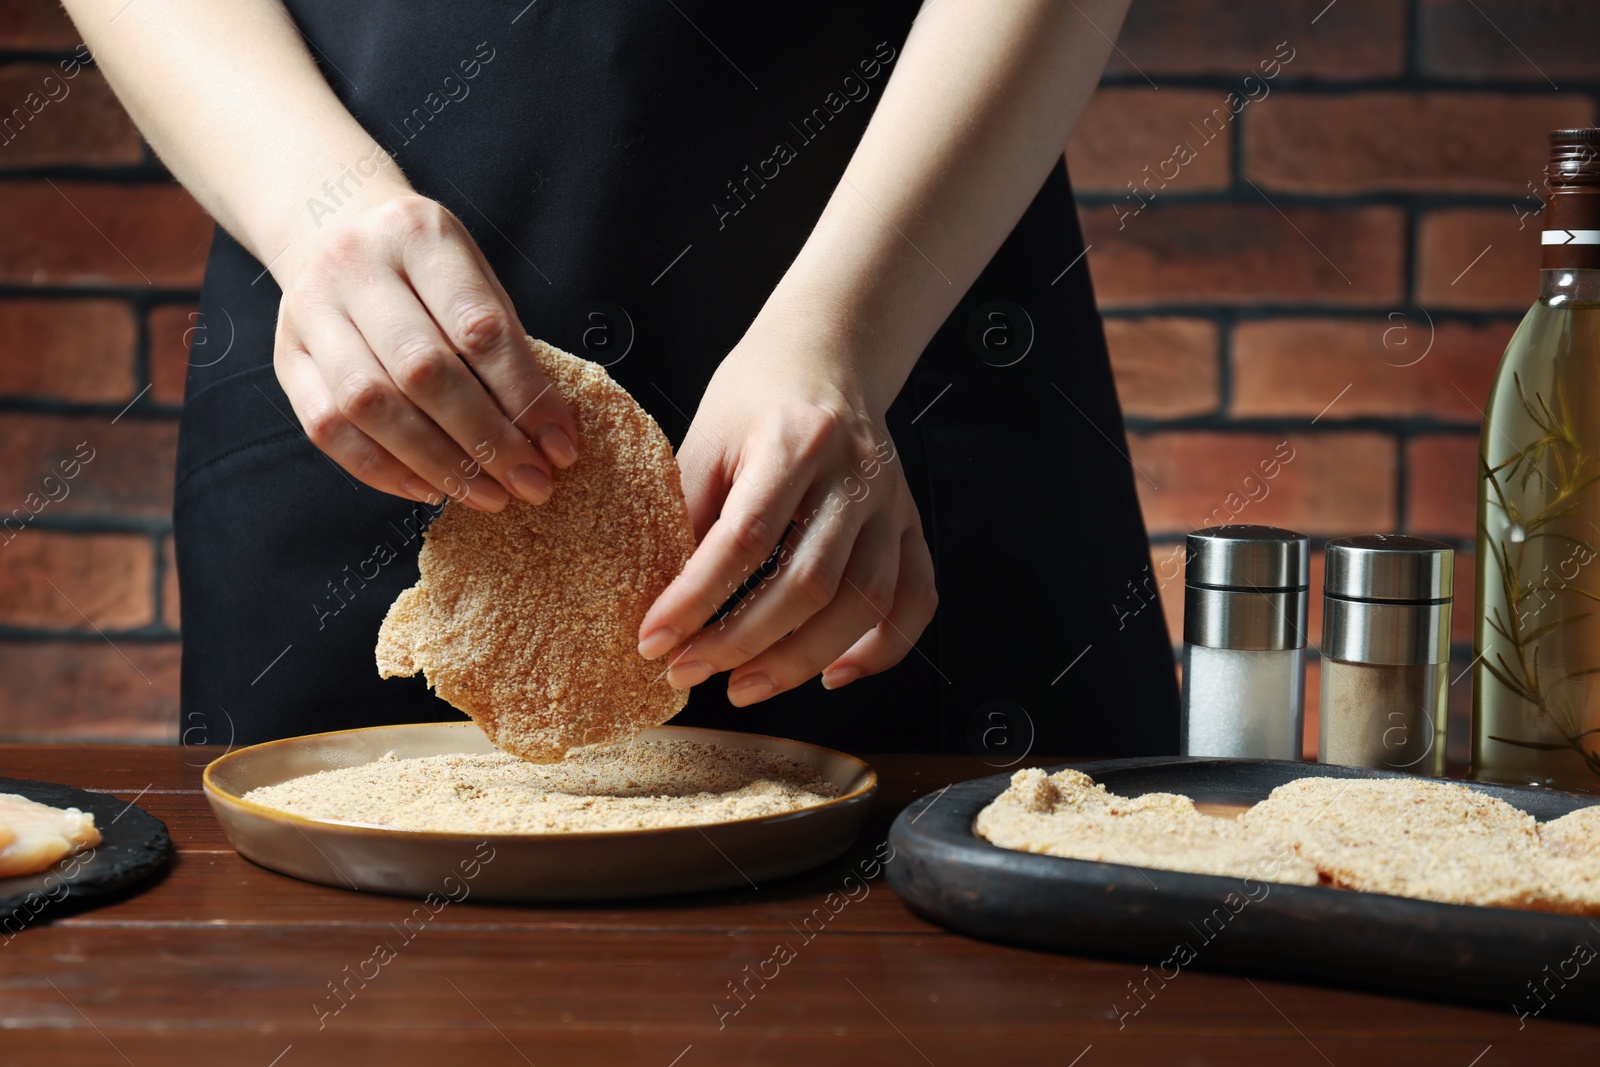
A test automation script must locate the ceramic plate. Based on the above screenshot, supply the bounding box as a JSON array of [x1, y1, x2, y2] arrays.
[[204, 722, 876, 901]]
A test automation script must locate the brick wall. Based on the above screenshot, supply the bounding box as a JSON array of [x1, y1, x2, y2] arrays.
[[0, 0, 1592, 751], [0, 1, 209, 741], [1067, 0, 1597, 760]]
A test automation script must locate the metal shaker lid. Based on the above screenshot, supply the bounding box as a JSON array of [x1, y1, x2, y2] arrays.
[[1185, 526, 1309, 590], [1324, 534, 1454, 602]]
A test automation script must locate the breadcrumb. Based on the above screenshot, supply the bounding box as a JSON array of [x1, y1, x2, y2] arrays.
[[242, 740, 840, 833]]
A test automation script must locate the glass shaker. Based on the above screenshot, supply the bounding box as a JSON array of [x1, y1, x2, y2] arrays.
[[1319, 535, 1454, 776], [1181, 525, 1310, 759]]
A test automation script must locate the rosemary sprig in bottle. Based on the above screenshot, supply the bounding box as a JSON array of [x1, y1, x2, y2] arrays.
[[1480, 372, 1600, 780]]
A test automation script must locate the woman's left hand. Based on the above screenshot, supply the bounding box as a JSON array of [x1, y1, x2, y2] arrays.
[[636, 329, 938, 706]]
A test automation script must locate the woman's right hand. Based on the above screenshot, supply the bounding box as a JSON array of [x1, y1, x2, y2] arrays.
[[272, 191, 578, 511]]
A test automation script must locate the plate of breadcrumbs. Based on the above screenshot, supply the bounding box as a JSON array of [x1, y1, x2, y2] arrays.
[[887, 757, 1600, 1022], [205, 721, 875, 901], [204, 340, 876, 900]]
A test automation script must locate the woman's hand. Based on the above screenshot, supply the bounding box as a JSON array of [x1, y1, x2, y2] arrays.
[[273, 191, 578, 510], [636, 330, 938, 706]]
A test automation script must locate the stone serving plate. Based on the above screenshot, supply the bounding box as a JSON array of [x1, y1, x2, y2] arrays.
[[887, 757, 1600, 1023], [0, 776, 172, 929], [204, 722, 876, 902]]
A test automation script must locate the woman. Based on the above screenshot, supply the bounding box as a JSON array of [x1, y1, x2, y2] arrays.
[[64, 0, 1177, 757]]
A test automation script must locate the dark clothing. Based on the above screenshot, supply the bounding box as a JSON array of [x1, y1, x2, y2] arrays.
[[175, 2, 1179, 757]]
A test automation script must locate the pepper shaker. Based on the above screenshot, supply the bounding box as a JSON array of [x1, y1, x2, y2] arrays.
[[1181, 525, 1310, 760], [1318, 534, 1453, 776]]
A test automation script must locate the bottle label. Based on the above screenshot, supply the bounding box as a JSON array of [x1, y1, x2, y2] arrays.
[[1542, 184, 1600, 268], [1542, 228, 1600, 245]]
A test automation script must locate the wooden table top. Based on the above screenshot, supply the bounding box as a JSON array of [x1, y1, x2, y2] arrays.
[[2, 744, 1595, 1066]]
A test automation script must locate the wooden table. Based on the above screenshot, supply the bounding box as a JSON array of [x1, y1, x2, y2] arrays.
[[2, 745, 1595, 1066]]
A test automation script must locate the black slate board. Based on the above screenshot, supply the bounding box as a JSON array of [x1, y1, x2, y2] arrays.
[[887, 757, 1600, 1025], [0, 776, 172, 933]]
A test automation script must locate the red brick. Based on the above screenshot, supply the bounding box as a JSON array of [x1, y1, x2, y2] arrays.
[[160, 532, 179, 631], [0, 1, 80, 49], [1104, 317, 1220, 418], [0, 66, 142, 167], [1129, 431, 1396, 536], [1303, 656, 1320, 762], [0, 413, 178, 521], [1231, 319, 1510, 422], [0, 529, 152, 630], [1067, 89, 1231, 196], [0, 640, 179, 743], [1247, 92, 1593, 196], [1108, 0, 1404, 80], [147, 302, 200, 405], [1419, 0, 1600, 81], [1406, 434, 1479, 539], [0, 182, 212, 287], [1450, 547, 1474, 646], [1081, 204, 1404, 309], [1147, 540, 1187, 647], [0, 298, 136, 402], [1416, 209, 1539, 312]]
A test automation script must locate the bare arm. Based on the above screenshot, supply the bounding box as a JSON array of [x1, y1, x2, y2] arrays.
[[642, 0, 1130, 703], [770, 0, 1130, 412], [60, 0, 577, 509]]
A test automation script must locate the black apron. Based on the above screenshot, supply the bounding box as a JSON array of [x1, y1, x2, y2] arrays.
[[174, 1, 1179, 757]]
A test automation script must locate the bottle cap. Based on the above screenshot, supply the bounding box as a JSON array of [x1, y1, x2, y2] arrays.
[[1184, 526, 1309, 651], [1185, 525, 1309, 591], [1324, 534, 1453, 603], [1543, 129, 1600, 270]]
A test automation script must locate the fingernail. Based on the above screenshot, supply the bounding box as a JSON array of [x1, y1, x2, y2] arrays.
[[457, 485, 506, 513], [507, 464, 552, 504], [728, 672, 775, 706], [539, 425, 578, 468], [638, 626, 681, 659], [821, 666, 861, 690], [403, 477, 442, 506], [667, 660, 715, 689]]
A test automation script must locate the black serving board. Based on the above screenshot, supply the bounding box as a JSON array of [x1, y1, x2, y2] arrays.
[[887, 757, 1600, 1024], [0, 776, 172, 932]]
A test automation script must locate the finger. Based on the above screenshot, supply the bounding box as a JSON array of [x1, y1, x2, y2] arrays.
[[400, 215, 580, 470], [276, 334, 428, 501], [722, 509, 901, 706], [820, 523, 938, 688], [675, 422, 731, 543], [671, 481, 870, 687], [343, 277, 554, 506], [296, 305, 509, 512], [637, 441, 812, 664]]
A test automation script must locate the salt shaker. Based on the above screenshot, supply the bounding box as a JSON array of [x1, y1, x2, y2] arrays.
[[1181, 525, 1309, 759], [1319, 534, 1453, 777]]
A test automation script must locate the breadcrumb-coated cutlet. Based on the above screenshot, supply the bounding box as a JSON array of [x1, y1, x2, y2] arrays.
[[974, 767, 1320, 885], [1240, 777, 1562, 910], [976, 769, 1600, 915], [376, 337, 697, 762], [1540, 804, 1600, 859]]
